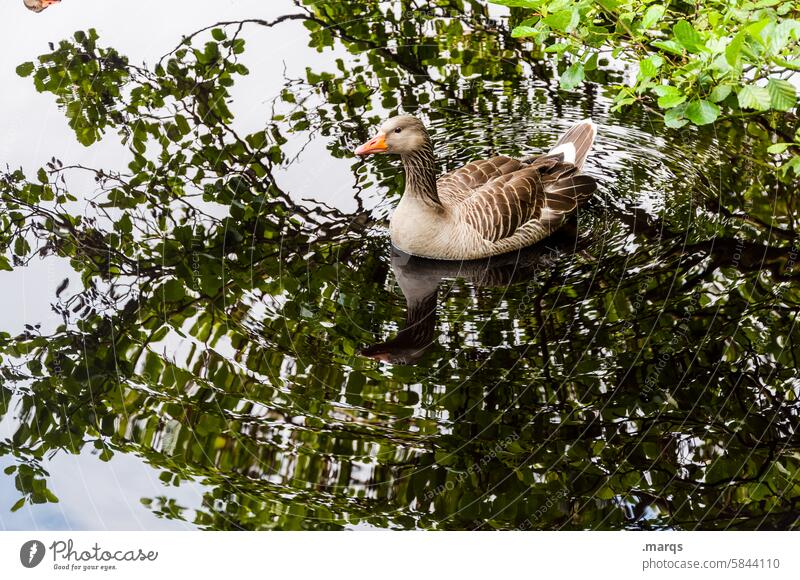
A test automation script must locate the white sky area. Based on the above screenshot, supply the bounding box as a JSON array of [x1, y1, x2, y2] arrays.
[[0, 0, 342, 531], [0, 451, 204, 530], [0, 0, 348, 336]]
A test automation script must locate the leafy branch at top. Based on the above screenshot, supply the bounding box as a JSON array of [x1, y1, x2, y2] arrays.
[[491, 0, 799, 140]]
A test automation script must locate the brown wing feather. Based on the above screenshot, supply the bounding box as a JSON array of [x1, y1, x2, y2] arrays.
[[540, 170, 596, 221], [458, 167, 544, 242], [437, 156, 524, 203], [458, 160, 596, 243]]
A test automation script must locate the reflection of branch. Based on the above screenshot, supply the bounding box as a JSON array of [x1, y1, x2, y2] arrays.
[[611, 204, 799, 276], [705, 193, 797, 241], [183, 3, 533, 114], [159, 14, 309, 63]]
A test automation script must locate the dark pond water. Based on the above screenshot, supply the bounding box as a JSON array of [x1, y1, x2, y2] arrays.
[[0, 1, 798, 530]]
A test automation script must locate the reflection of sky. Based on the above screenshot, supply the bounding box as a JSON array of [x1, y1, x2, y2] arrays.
[[0, 450, 206, 530], [0, 0, 362, 335], [0, 0, 355, 209], [1, 0, 336, 531], [2, 1, 286, 169]]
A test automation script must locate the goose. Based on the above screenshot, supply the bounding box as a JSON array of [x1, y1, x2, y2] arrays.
[[355, 115, 597, 260], [24, 0, 60, 12]]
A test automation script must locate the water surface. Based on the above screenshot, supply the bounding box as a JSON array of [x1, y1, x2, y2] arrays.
[[0, 0, 798, 531]]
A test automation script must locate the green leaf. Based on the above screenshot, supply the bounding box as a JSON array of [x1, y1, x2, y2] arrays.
[[652, 40, 684, 56], [673, 20, 704, 53], [767, 143, 791, 154], [511, 26, 538, 38], [597, 0, 619, 10], [545, 43, 570, 54], [766, 19, 797, 54], [0, 256, 12, 272], [560, 62, 584, 90], [664, 105, 688, 128], [16, 62, 35, 77], [11, 497, 26, 512], [745, 17, 771, 43], [658, 94, 687, 108], [737, 84, 771, 111], [726, 31, 745, 67], [544, 10, 578, 33], [652, 85, 676, 97], [767, 78, 796, 112], [780, 156, 800, 176], [685, 100, 720, 125], [162, 279, 186, 302], [709, 84, 732, 103], [489, 0, 542, 6], [653, 85, 686, 108], [211, 28, 226, 41], [638, 57, 658, 80], [116, 214, 133, 235], [641, 5, 665, 30]]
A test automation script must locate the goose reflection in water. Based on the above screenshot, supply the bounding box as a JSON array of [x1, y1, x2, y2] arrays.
[[361, 226, 586, 365]]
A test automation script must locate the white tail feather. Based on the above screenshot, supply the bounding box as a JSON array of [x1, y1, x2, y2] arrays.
[[548, 119, 597, 170], [548, 142, 576, 164]]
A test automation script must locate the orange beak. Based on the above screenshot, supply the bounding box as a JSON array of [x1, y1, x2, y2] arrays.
[[43, 0, 61, 5], [355, 132, 388, 156]]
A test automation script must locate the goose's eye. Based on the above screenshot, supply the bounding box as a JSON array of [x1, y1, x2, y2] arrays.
[[394, 128, 402, 134]]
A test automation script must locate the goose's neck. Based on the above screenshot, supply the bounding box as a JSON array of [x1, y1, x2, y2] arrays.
[[401, 140, 441, 208]]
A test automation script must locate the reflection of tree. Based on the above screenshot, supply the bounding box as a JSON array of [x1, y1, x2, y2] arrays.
[[0, 0, 798, 530]]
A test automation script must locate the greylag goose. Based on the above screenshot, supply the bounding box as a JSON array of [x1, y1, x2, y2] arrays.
[[355, 115, 597, 260], [24, 0, 60, 12], [362, 227, 585, 364]]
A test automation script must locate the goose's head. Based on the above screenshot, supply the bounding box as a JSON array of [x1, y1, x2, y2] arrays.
[[355, 115, 430, 157], [24, 0, 61, 12]]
